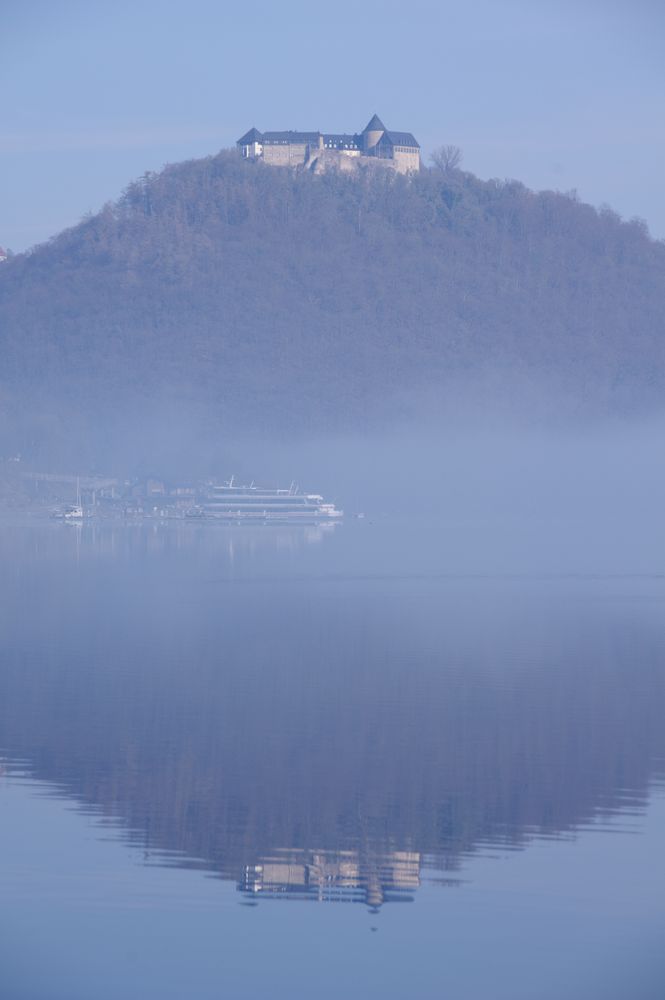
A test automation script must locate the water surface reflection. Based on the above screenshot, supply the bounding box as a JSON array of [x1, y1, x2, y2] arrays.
[[1, 519, 664, 915]]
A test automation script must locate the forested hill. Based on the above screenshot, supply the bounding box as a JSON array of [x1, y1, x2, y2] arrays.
[[1, 150, 664, 461]]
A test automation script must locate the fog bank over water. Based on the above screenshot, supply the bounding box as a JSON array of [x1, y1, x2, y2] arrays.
[[239, 415, 664, 575], [6, 391, 665, 574], [130, 414, 665, 573], [260, 418, 663, 518]]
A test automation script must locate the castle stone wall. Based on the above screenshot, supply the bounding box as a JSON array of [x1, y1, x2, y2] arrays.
[[263, 143, 309, 167], [392, 148, 421, 174]]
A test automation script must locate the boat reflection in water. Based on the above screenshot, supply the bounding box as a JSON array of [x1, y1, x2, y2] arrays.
[[242, 849, 421, 909]]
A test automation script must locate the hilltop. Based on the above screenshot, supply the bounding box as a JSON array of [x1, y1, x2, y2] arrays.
[[1, 150, 664, 466]]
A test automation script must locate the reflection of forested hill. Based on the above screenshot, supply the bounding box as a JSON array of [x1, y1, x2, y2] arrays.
[[1, 524, 664, 904], [1, 153, 665, 461]]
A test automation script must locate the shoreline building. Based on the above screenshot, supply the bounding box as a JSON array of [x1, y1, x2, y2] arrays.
[[237, 114, 420, 175]]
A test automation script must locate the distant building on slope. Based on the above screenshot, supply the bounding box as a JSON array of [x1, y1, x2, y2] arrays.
[[237, 114, 420, 175]]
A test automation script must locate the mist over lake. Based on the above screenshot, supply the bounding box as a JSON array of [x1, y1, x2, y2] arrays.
[[3, 2, 665, 996]]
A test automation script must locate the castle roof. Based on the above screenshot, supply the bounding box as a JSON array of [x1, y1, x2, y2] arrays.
[[363, 114, 386, 133], [323, 133, 361, 149], [237, 127, 263, 144], [262, 130, 321, 145], [376, 130, 420, 149]]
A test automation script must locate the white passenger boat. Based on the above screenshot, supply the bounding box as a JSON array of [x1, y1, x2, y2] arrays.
[[190, 478, 343, 523]]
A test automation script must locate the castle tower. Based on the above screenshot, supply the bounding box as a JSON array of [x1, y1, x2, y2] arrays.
[[362, 114, 386, 154]]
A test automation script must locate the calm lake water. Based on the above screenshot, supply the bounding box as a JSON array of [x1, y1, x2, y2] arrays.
[[1, 517, 664, 999]]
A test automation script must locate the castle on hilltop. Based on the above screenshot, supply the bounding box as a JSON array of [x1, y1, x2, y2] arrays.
[[237, 114, 420, 175]]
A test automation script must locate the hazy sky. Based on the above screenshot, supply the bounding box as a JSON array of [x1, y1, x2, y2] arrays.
[[2, 0, 664, 252]]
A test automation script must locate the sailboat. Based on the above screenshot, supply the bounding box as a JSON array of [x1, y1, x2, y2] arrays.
[[52, 478, 84, 520], [64, 478, 84, 519]]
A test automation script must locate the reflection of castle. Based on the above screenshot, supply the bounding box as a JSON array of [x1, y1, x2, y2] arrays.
[[237, 114, 420, 175], [241, 848, 420, 909], [3, 527, 664, 918]]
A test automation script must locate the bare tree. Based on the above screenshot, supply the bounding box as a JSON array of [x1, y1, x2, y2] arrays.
[[430, 145, 463, 173]]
